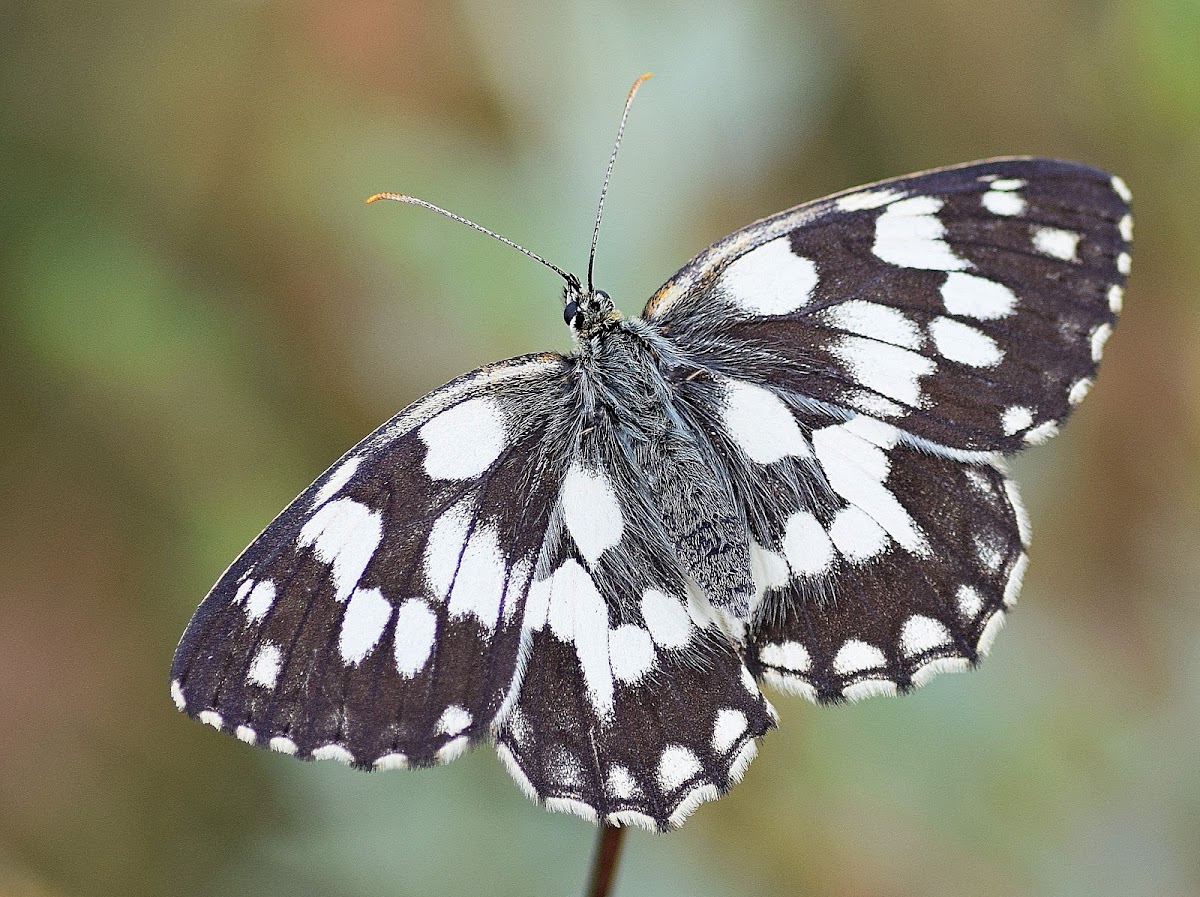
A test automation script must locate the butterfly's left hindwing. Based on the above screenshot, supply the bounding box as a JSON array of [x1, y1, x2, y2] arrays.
[[171, 354, 575, 768]]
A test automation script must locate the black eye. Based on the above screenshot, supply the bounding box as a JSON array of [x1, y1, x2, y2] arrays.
[[595, 290, 610, 302], [563, 300, 578, 325]]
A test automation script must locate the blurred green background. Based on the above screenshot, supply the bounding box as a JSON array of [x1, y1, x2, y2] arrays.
[[2, 1, 1197, 895]]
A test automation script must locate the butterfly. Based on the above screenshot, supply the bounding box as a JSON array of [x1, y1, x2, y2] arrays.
[[171, 78, 1132, 833]]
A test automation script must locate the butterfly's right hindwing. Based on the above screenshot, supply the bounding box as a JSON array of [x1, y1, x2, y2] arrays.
[[171, 353, 575, 769]]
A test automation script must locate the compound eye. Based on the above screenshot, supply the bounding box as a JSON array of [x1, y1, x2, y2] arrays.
[[595, 289, 610, 302], [563, 300, 579, 325]]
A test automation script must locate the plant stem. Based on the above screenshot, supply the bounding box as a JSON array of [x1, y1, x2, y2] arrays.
[[584, 824, 627, 897]]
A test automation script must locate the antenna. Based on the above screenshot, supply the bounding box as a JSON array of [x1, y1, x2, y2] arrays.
[[365, 193, 579, 290], [587, 72, 652, 293]]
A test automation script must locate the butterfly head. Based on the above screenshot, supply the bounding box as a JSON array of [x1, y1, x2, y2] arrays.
[[563, 278, 620, 339]]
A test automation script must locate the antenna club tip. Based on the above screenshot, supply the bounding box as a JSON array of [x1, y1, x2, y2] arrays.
[[628, 73, 653, 99], [365, 192, 397, 204]]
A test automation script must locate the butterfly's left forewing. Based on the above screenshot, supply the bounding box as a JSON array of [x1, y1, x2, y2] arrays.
[[171, 353, 576, 768]]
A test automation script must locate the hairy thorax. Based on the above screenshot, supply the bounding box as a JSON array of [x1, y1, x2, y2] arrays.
[[576, 318, 754, 617]]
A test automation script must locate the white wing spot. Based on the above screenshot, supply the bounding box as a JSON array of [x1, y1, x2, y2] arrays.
[[269, 736, 298, 755], [312, 744, 354, 765], [1117, 252, 1132, 275], [835, 188, 905, 210], [782, 510, 835, 576], [561, 463, 624, 565], [312, 455, 361, 508], [1091, 323, 1112, 361], [987, 178, 1026, 191], [375, 752, 409, 770], [940, 272, 1017, 320], [1111, 175, 1132, 202], [298, 498, 383, 601], [822, 299, 923, 349], [974, 533, 1005, 571], [982, 190, 1026, 216], [832, 335, 936, 408], [713, 709, 748, 754], [721, 379, 810, 464], [872, 196, 970, 271], [544, 560, 615, 718], [845, 390, 906, 419], [1032, 226, 1081, 261], [419, 397, 506, 480], [339, 587, 392, 664], [235, 725, 257, 745], [833, 639, 887, 675], [436, 704, 473, 737], [607, 765, 641, 800], [234, 577, 253, 604], [1108, 284, 1124, 314], [929, 316, 1004, 367], [719, 237, 819, 315], [827, 505, 888, 561], [609, 624, 656, 684], [1001, 405, 1034, 436], [749, 540, 790, 604], [247, 641, 282, 689], [393, 598, 438, 678], [658, 745, 702, 792], [170, 679, 186, 710], [1023, 420, 1060, 444], [759, 640, 811, 672], [243, 581, 276, 622], [1068, 378, 1093, 406], [198, 710, 223, 729], [447, 523, 507, 631], [956, 584, 984, 619], [813, 423, 928, 554], [900, 615, 953, 656], [424, 500, 471, 597], [435, 736, 470, 764], [640, 588, 692, 649], [1118, 214, 1133, 242]]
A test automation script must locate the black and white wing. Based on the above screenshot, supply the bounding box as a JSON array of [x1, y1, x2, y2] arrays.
[[172, 352, 774, 831], [644, 157, 1131, 700], [171, 353, 573, 768], [493, 414, 775, 832]]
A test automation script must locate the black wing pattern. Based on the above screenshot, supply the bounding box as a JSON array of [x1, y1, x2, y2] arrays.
[[645, 157, 1130, 701]]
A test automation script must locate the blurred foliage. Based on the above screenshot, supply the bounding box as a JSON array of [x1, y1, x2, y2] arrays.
[[1, 1, 1198, 895]]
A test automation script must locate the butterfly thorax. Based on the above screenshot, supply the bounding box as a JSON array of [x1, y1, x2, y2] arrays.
[[574, 316, 755, 619]]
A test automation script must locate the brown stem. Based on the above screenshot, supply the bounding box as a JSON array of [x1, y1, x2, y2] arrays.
[[584, 824, 628, 897]]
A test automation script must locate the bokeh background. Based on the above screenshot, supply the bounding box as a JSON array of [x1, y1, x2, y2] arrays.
[[2, 1, 1197, 895]]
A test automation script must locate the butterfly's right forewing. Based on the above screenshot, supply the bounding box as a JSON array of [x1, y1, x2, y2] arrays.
[[171, 353, 576, 769]]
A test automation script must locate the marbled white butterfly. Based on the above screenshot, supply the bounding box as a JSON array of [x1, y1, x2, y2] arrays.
[[171, 77, 1132, 832]]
